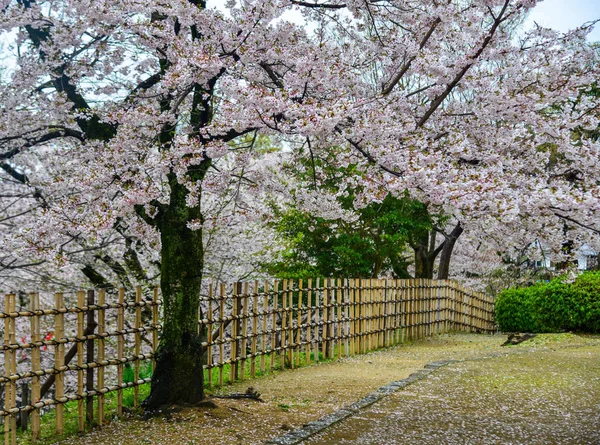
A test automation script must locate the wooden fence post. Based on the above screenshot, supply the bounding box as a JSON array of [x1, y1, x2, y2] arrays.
[[231, 283, 239, 383], [117, 288, 125, 417], [306, 279, 312, 365], [251, 281, 258, 378], [54, 292, 65, 435], [134, 287, 142, 407], [261, 281, 268, 374], [30, 292, 41, 440], [77, 291, 85, 433], [152, 286, 159, 373], [314, 278, 320, 362], [19, 383, 29, 433], [219, 283, 225, 386], [240, 282, 249, 381], [322, 279, 328, 359], [207, 284, 214, 388], [97, 289, 106, 427], [271, 280, 278, 370], [336, 278, 342, 359], [296, 280, 303, 367], [343, 278, 349, 357], [86, 290, 95, 424], [4, 294, 15, 445]]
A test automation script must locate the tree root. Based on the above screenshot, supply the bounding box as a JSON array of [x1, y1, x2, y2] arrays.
[[211, 387, 263, 402], [502, 333, 537, 346]]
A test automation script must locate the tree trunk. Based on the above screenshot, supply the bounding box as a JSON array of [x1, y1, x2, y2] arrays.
[[143, 181, 206, 408], [437, 223, 463, 280], [413, 230, 436, 279]]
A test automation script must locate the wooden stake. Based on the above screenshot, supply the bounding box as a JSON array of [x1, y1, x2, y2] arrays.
[[240, 282, 249, 381], [314, 278, 319, 362], [349, 279, 356, 355], [306, 279, 312, 365], [77, 290, 85, 433], [8, 294, 16, 445], [4, 294, 14, 445], [117, 288, 125, 417], [322, 279, 328, 359], [30, 293, 41, 441], [281, 280, 288, 368], [207, 284, 214, 388], [289, 279, 295, 368], [271, 281, 278, 371], [97, 289, 106, 427], [152, 286, 159, 373], [343, 278, 349, 357], [336, 278, 342, 359], [86, 290, 95, 424], [231, 283, 239, 383], [261, 281, 268, 373], [296, 280, 302, 367], [54, 293, 65, 435], [251, 281, 258, 379], [134, 287, 142, 407], [219, 283, 225, 387]]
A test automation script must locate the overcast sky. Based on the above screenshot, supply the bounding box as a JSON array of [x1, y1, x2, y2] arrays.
[[525, 0, 600, 41]]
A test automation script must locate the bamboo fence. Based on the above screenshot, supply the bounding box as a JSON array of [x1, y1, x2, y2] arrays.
[[1, 278, 494, 443]]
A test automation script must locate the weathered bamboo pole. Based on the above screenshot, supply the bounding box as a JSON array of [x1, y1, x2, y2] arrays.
[[86, 290, 95, 423], [134, 287, 142, 407], [219, 283, 225, 386], [251, 281, 258, 378], [207, 284, 213, 388], [97, 289, 106, 427], [30, 293, 41, 441], [306, 279, 312, 365], [261, 281, 268, 373], [54, 293, 65, 435], [4, 294, 15, 445], [240, 282, 249, 381], [116, 288, 125, 416], [77, 291, 85, 432], [272, 280, 278, 370], [231, 283, 239, 383], [296, 279, 303, 367]]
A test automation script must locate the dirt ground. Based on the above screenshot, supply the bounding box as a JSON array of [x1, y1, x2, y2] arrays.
[[47, 333, 600, 445]]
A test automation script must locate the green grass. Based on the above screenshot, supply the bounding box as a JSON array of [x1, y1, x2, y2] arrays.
[[8, 383, 151, 445]]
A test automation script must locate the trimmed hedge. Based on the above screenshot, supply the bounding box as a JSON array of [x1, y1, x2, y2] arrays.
[[495, 271, 600, 333]]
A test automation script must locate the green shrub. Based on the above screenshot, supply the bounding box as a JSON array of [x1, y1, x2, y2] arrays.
[[569, 271, 600, 332], [495, 272, 600, 333], [530, 278, 574, 332], [495, 287, 538, 332]]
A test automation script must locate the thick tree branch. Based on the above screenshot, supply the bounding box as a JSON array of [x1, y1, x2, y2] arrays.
[[416, 1, 511, 128], [335, 125, 404, 178], [1, 128, 85, 161], [290, 0, 347, 9], [552, 211, 600, 235], [382, 18, 442, 95]]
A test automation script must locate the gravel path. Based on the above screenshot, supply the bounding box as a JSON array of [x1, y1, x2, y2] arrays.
[[300, 340, 600, 444], [43, 333, 600, 445]]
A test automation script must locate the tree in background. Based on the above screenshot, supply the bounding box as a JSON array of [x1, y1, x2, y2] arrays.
[[268, 194, 428, 279]]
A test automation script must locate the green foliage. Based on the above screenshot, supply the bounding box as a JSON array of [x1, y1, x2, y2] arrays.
[[495, 272, 600, 333], [494, 287, 539, 332], [266, 194, 434, 279], [569, 271, 600, 332]]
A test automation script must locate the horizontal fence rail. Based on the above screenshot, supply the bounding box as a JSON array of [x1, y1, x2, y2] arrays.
[[1, 278, 495, 443]]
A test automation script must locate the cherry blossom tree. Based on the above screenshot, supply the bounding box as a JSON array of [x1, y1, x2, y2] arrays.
[[1, 0, 599, 408]]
